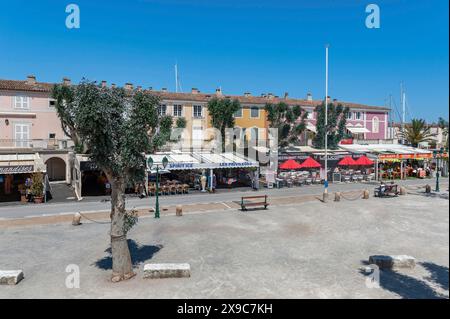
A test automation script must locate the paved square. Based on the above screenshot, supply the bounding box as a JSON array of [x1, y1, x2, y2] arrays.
[[0, 193, 448, 298]]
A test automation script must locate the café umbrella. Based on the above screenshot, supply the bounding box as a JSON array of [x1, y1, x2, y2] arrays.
[[299, 157, 321, 169], [354, 155, 374, 166], [337, 156, 358, 166], [279, 159, 302, 170]]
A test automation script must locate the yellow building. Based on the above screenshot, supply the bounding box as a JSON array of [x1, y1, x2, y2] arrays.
[[155, 88, 270, 147]]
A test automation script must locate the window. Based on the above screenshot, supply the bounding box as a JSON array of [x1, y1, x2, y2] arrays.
[[193, 105, 203, 118], [173, 104, 183, 117], [250, 107, 259, 118], [234, 108, 243, 118], [158, 104, 167, 116], [306, 111, 314, 120], [49, 99, 56, 108], [49, 133, 56, 139], [372, 117, 380, 133], [355, 112, 362, 120], [14, 123, 30, 147], [14, 96, 30, 109], [346, 112, 353, 120]]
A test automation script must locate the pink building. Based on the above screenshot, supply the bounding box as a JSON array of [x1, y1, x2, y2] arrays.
[[300, 95, 389, 143], [0, 76, 73, 182]]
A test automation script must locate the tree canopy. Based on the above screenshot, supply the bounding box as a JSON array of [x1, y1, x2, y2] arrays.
[[265, 102, 307, 148], [400, 118, 436, 147], [312, 102, 349, 150], [207, 97, 241, 150], [52, 80, 167, 282]]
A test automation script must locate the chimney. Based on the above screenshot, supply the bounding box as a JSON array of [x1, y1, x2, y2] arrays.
[[191, 88, 200, 94], [148, 87, 153, 91], [215, 88, 223, 96], [244, 92, 251, 97], [261, 93, 267, 98], [306, 93, 313, 101], [267, 93, 274, 99], [63, 77, 71, 86], [284, 92, 289, 99], [111, 83, 116, 89], [124, 83, 133, 90], [26, 75, 36, 85], [101, 80, 107, 88], [137, 85, 142, 91], [333, 98, 338, 103], [161, 87, 168, 92]]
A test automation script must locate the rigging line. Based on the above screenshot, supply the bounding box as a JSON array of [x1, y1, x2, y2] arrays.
[[391, 97, 402, 123]]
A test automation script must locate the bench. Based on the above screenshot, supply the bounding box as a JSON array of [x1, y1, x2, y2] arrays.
[[240, 195, 269, 211], [374, 183, 399, 197]]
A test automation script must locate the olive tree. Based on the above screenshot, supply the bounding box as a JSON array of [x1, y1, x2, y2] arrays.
[[53, 80, 161, 282], [265, 102, 307, 148]]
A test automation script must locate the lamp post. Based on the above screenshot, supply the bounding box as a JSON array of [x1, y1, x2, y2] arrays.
[[324, 44, 329, 199], [147, 156, 169, 218], [434, 147, 444, 192]]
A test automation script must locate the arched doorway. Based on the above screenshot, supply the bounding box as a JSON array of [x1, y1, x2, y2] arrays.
[[46, 157, 66, 181]]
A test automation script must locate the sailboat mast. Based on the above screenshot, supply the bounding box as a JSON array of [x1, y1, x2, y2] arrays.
[[175, 63, 178, 93]]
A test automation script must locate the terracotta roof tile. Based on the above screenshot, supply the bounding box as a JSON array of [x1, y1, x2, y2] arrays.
[[0, 79, 390, 111], [0, 79, 54, 92]]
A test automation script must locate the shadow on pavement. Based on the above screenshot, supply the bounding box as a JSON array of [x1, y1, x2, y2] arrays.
[[360, 261, 449, 299], [421, 262, 449, 292], [93, 239, 162, 270]]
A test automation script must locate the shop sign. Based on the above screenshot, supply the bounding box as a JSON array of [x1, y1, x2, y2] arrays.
[[164, 161, 259, 171], [0, 165, 34, 174], [218, 162, 255, 168], [378, 153, 433, 160]]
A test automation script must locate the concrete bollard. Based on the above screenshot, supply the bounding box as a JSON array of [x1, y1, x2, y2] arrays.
[[363, 189, 370, 199], [334, 192, 341, 202], [425, 184, 431, 193], [176, 205, 183, 217], [399, 186, 407, 195], [322, 192, 329, 203], [72, 212, 81, 226]]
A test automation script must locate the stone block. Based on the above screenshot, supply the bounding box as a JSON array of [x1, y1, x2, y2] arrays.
[[369, 255, 416, 270], [0, 270, 24, 285], [143, 263, 190, 279]]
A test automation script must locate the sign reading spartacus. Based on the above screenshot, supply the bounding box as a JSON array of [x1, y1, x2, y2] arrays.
[[0, 165, 34, 174]]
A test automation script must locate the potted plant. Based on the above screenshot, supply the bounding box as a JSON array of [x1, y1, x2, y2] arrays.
[[30, 172, 44, 204]]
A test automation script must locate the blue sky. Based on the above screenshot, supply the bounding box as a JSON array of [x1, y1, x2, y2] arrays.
[[0, 0, 448, 122]]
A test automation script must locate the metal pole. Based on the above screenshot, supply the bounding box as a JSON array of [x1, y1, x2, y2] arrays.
[[155, 166, 160, 218], [324, 44, 329, 195], [435, 156, 440, 192]]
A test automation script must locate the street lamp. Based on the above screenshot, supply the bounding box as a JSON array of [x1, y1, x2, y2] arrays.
[[147, 156, 169, 218], [433, 147, 444, 192]]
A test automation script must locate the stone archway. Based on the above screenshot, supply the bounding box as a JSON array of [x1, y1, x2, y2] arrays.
[[46, 157, 67, 181]]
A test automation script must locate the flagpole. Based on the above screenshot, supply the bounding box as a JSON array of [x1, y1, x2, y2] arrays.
[[324, 44, 329, 199]]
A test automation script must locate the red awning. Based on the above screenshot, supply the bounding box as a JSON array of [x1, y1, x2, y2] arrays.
[[279, 159, 302, 170], [338, 156, 358, 166], [355, 155, 374, 166], [299, 157, 321, 169]]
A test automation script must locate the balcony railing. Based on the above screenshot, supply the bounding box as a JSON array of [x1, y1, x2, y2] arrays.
[[0, 139, 74, 151]]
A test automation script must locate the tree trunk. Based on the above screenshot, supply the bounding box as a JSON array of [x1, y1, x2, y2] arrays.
[[109, 175, 135, 282]]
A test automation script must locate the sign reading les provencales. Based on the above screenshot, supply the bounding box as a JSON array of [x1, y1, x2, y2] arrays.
[[0, 165, 34, 174]]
